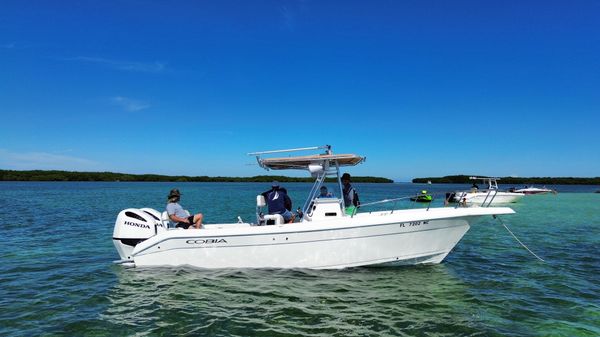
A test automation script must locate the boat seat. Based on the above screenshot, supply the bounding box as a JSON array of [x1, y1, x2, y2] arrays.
[[256, 195, 285, 225], [262, 214, 284, 225], [161, 211, 172, 228]]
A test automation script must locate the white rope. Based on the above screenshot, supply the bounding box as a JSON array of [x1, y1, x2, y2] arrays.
[[495, 215, 546, 262]]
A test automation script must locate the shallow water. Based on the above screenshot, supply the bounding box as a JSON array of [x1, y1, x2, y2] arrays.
[[0, 182, 598, 336]]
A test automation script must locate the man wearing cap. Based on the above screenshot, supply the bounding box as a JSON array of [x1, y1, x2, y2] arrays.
[[261, 181, 294, 223], [342, 173, 360, 215], [166, 189, 203, 229]]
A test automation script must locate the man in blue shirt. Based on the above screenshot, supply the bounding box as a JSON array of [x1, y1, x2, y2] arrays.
[[166, 189, 203, 229], [261, 181, 294, 223]]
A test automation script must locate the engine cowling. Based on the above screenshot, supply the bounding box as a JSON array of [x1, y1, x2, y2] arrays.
[[113, 208, 164, 261]]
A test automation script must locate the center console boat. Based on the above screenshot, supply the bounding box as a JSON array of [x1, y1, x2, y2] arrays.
[[113, 146, 514, 269]]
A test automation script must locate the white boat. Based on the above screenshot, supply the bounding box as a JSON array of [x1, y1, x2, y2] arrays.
[[450, 177, 524, 206], [512, 186, 555, 195], [112, 146, 515, 269]]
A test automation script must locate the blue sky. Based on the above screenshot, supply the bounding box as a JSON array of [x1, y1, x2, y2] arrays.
[[1, 1, 599, 181]]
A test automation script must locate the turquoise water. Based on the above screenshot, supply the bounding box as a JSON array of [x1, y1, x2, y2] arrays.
[[1, 182, 598, 336]]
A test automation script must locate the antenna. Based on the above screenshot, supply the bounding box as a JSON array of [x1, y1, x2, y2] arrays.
[[248, 145, 331, 156]]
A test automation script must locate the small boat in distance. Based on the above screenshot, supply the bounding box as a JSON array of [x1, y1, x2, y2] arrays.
[[448, 177, 524, 206], [511, 186, 556, 195], [112, 146, 515, 269]]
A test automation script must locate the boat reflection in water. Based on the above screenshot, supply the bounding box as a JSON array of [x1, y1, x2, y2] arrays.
[[103, 265, 485, 335]]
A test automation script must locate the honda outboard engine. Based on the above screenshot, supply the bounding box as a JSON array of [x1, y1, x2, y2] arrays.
[[113, 208, 165, 261]]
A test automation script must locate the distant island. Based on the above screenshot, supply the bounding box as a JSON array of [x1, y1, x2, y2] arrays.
[[0, 169, 393, 183], [413, 175, 600, 185]]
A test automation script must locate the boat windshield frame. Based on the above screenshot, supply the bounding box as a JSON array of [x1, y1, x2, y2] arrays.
[[470, 176, 500, 190]]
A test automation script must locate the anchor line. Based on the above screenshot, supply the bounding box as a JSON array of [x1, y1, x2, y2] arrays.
[[493, 215, 546, 263]]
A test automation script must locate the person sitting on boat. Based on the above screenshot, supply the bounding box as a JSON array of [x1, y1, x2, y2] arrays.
[[318, 186, 334, 198], [166, 189, 203, 229], [471, 183, 479, 192], [261, 181, 294, 223], [342, 173, 360, 215]]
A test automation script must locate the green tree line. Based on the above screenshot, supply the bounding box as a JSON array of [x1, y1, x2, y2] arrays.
[[0, 170, 393, 183], [412, 175, 600, 185]]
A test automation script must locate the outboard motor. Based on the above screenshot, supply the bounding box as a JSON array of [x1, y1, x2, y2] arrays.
[[113, 208, 164, 261]]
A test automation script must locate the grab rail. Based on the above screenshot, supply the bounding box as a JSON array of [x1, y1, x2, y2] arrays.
[[350, 192, 448, 218], [347, 187, 512, 218], [357, 196, 414, 208], [351, 196, 413, 217]]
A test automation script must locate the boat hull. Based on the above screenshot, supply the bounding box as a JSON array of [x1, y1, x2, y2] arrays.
[[514, 188, 553, 195], [453, 192, 523, 205], [123, 207, 514, 269]]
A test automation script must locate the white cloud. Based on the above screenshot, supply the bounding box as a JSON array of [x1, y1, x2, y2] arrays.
[[67, 56, 166, 73], [111, 96, 150, 112], [0, 149, 98, 171]]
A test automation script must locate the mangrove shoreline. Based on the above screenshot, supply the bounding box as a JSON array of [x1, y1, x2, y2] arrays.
[[0, 169, 393, 183]]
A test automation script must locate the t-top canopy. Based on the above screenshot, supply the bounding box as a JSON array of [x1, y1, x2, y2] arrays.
[[258, 153, 364, 170]]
